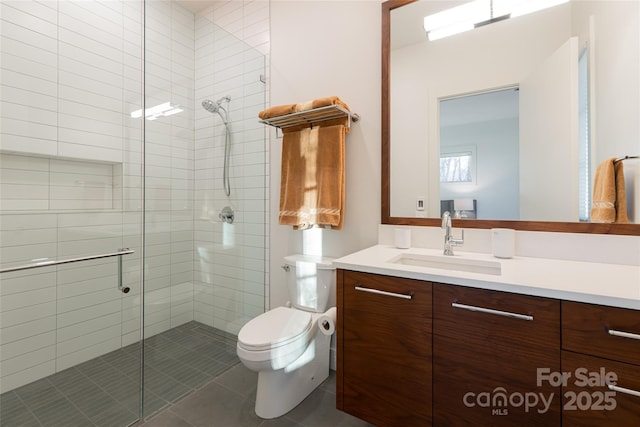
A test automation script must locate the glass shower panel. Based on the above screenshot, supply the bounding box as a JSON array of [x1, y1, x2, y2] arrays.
[[141, 0, 267, 418], [0, 1, 145, 426]]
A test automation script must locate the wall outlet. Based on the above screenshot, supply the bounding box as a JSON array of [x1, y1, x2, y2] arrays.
[[416, 198, 425, 211]]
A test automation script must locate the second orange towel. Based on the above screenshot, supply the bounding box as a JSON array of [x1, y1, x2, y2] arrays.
[[279, 125, 346, 230]]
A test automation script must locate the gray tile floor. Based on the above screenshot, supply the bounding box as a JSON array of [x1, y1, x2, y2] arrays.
[[0, 321, 240, 427], [136, 365, 374, 427]]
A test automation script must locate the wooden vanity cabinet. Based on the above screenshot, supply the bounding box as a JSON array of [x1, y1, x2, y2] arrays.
[[432, 283, 562, 426], [561, 301, 640, 426], [336, 270, 637, 426], [336, 269, 432, 427]]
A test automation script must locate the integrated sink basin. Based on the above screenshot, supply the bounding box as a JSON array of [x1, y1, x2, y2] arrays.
[[389, 253, 502, 276]]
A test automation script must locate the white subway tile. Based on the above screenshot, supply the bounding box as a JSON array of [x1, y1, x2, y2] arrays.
[[0, 85, 57, 114], [57, 300, 120, 329], [0, 3, 57, 38], [0, 360, 55, 394], [57, 288, 120, 315], [0, 345, 55, 377], [0, 286, 56, 312], [57, 142, 122, 163], [56, 334, 121, 371], [58, 2, 122, 40], [0, 270, 56, 296], [0, 242, 57, 265], [1, 330, 55, 361], [57, 237, 123, 258], [1, 117, 57, 142], [0, 315, 55, 346], [70, 0, 124, 28], [57, 211, 122, 228], [1, 101, 57, 127], [1, 227, 57, 248], [1, 69, 58, 98], [0, 301, 56, 329], [57, 312, 121, 343], [57, 276, 116, 300], [1, 52, 58, 83]]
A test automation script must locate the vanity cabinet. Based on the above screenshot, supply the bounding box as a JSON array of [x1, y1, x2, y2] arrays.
[[432, 283, 562, 426], [561, 302, 640, 426], [336, 269, 432, 426], [336, 270, 638, 426]]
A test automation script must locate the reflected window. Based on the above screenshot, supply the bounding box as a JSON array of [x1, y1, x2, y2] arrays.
[[440, 147, 476, 183]]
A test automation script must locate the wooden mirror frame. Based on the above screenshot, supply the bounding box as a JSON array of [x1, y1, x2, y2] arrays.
[[381, 0, 639, 235]]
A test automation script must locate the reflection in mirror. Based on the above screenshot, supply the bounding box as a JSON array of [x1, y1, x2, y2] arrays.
[[384, 0, 640, 234], [439, 88, 519, 220]]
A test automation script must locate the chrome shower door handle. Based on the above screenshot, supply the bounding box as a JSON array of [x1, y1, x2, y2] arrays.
[[118, 248, 130, 294]]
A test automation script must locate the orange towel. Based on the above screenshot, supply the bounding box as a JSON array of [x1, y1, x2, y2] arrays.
[[591, 157, 629, 223], [259, 96, 351, 120], [279, 125, 346, 230], [258, 103, 297, 119], [294, 96, 351, 113]]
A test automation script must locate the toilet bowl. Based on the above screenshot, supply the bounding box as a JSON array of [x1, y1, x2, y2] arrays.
[[236, 306, 315, 372], [236, 254, 336, 419]]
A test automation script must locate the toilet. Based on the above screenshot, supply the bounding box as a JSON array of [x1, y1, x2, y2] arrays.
[[236, 254, 336, 419]]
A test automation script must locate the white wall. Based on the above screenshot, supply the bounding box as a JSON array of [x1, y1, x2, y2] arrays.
[[268, 1, 381, 308]]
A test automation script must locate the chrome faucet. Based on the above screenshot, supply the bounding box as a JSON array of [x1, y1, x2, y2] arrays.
[[442, 211, 464, 256]]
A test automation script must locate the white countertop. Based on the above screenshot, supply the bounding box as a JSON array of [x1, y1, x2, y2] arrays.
[[333, 245, 640, 310]]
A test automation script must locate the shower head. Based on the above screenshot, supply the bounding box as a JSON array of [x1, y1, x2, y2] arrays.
[[202, 96, 231, 124], [202, 96, 230, 113], [202, 99, 220, 114]]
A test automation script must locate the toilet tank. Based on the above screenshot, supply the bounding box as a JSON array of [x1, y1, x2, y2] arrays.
[[283, 254, 336, 313]]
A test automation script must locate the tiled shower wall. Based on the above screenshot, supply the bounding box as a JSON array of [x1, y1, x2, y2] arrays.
[[0, 0, 145, 394], [0, 0, 268, 394], [143, 0, 197, 339], [193, 2, 269, 334]]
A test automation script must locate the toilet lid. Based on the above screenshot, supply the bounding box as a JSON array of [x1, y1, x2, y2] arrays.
[[238, 306, 312, 351]]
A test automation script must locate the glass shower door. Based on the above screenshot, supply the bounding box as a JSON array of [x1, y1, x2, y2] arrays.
[[0, 0, 145, 425]]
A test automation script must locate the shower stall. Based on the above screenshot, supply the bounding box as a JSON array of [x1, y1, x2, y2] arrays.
[[0, 0, 268, 425]]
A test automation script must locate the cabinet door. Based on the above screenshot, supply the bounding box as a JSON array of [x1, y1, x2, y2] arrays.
[[562, 351, 640, 426], [433, 284, 561, 426], [337, 270, 432, 427]]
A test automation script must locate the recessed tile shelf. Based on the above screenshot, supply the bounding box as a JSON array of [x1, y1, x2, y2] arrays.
[[0, 152, 123, 211]]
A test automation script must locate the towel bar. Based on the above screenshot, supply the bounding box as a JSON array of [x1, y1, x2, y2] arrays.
[[614, 155, 639, 162], [259, 104, 360, 134]]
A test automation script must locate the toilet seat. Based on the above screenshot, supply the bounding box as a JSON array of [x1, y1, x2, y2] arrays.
[[237, 306, 313, 352]]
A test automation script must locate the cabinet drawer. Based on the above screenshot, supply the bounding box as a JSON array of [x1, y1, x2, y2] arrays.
[[434, 283, 561, 347], [562, 351, 640, 426], [562, 301, 640, 365]]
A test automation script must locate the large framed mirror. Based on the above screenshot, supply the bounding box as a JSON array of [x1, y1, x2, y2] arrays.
[[382, 0, 640, 235]]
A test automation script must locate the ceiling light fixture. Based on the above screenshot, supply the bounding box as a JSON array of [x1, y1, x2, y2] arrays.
[[424, 0, 570, 41]]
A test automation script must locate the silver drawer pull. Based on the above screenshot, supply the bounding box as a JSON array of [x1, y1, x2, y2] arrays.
[[607, 383, 640, 398], [355, 286, 412, 300], [452, 302, 533, 321], [608, 329, 640, 341]]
